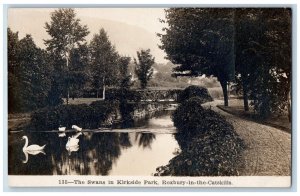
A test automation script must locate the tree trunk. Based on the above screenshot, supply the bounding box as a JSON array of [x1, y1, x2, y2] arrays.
[[102, 85, 106, 100], [220, 80, 228, 106], [242, 78, 249, 111], [102, 76, 106, 100]]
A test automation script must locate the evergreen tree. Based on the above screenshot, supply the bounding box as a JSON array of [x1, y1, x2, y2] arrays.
[[89, 28, 119, 99], [68, 44, 89, 99]]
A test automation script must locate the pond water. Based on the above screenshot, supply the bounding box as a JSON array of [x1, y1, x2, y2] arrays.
[[8, 110, 179, 175]]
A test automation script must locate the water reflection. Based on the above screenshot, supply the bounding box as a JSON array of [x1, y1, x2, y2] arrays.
[[135, 133, 156, 149], [9, 131, 178, 175], [58, 133, 66, 137], [132, 110, 174, 128], [119, 133, 132, 149], [8, 110, 179, 176], [22, 150, 45, 164]]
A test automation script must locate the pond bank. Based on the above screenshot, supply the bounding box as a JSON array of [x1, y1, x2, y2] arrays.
[[206, 99, 291, 176]]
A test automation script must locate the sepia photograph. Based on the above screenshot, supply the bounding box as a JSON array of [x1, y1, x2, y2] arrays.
[[6, 6, 292, 188]]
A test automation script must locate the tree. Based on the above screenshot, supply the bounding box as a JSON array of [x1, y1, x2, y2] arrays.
[[134, 49, 155, 89], [235, 8, 264, 111], [118, 56, 135, 126], [160, 8, 291, 115], [158, 8, 235, 106], [119, 56, 133, 89], [265, 9, 291, 120], [235, 8, 291, 118], [8, 28, 21, 112], [44, 8, 89, 104], [68, 44, 89, 99], [89, 28, 119, 99], [8, 30, 51, 112]]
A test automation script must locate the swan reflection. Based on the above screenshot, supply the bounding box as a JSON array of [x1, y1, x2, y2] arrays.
[[66, 145, 79, 155], [9, 116, 178, 176], [20, 135, 47, 163], [58, 133, 66, 137], [22, 149, 46, 163]]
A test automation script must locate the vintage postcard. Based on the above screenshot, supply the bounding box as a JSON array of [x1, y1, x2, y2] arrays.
[[6, 6, 292, 188]]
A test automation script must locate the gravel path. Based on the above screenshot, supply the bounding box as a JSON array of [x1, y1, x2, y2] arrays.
[[203, 100, 291, 176]]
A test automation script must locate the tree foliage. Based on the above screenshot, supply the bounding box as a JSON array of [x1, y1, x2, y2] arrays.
[[44, 8, 89, 59], [68, 44, 90, 99], [160, 8, 292, 118], [234, 8, 291, 118], [89, 28, 119, 99], [159, 8, 235, 106], [177, 85, 213, 103], [134, 49, 155, 89], [8, 28, 21, 112], [44, 8, 89, 104], [8, 29, 51, 112]]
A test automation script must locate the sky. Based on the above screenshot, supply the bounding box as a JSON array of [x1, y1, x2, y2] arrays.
[[74, 8, 166, 35], [8, 8, 168, 63]]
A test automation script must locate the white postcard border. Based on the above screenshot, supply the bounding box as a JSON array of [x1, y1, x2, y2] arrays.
[[8, 176, 291, 188]]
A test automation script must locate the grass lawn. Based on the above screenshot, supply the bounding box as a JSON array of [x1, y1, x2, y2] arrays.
[[217, 98, 291, 133], [63, 98, 103, 105]]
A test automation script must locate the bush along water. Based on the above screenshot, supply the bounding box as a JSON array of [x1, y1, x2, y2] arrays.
[[177, 85, 213, 103], [105, 88, 141, 128], [155, 97, 245, 176], [30, 100, 119, 131]]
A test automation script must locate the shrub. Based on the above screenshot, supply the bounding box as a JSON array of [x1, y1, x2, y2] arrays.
[[155, 128, 245, 176], [106, 88, 141, 102], [119, 102, 135, 128], [30, 100, 118, 131], [177, 85, 213, 103], [156, 97, 245, 176], [172, 97, 227, 136]]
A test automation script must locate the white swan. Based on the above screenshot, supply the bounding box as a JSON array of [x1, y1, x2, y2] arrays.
[[59, 126, 66, 132], [58, 126, 66, 137], [22, 136, 46, 152], [66, 137, 79, 147], [72, 125, 82, 132], [66, 133, 82, 155]]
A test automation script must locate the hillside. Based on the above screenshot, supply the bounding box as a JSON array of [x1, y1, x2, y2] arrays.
[[8, 8, 167, 63]]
